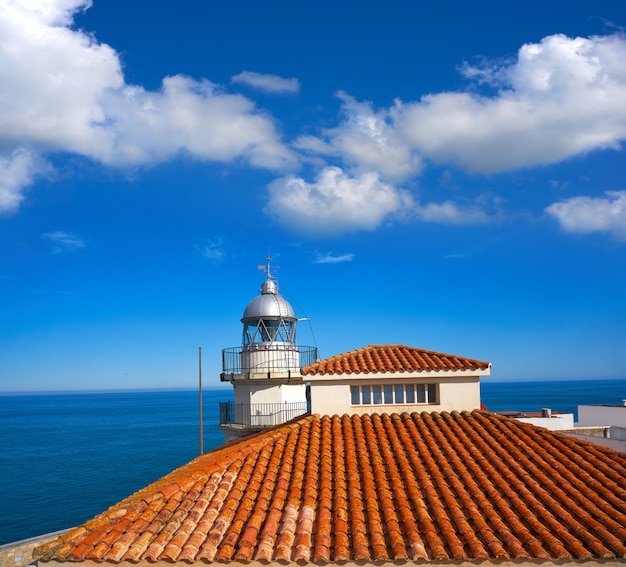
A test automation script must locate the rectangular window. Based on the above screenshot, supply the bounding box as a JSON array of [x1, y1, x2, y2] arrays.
[[349, 382, 439, 406], [394, 384, 404, 403], [350, 385, 360, 405], [428, 383, 438, 404], [416, 384, 426, 403], [372, 385, 383, 404], [384, 384, 393, 404], [362, 386, 371, 405], [405, 384, 415, 403]]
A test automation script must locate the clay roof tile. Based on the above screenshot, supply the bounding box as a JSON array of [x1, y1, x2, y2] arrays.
[[303, 344, 490, 375], [35, 411, 626, 564]]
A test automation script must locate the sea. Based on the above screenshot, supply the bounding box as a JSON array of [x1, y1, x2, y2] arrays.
[[1, 379, 626, 547]]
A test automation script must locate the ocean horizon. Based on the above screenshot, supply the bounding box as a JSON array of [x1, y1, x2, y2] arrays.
[[1, 378, 626, 546]]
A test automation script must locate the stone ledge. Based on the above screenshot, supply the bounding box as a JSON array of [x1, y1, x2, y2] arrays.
[[0, 530, 70, 567]]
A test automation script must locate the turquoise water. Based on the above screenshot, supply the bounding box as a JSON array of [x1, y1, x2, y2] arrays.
[[1, 380, 625, 546]]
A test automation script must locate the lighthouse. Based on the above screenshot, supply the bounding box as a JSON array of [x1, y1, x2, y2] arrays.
[[219, 256, 318, 442]]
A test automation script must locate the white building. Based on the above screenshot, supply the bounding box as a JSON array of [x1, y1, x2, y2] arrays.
[[304, 344, 491, 415]]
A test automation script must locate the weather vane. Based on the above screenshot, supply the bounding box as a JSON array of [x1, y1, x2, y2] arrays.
[[258, 251, 279, 281]]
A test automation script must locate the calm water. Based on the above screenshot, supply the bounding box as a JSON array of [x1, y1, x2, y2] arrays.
[[1, 380, 625, 546]]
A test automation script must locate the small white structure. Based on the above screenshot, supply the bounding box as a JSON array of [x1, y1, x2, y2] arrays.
[[578, 401, 626, 429], [219, 258, 317, 442], [496, 409, 575, 431], [303, 344, 491, 416], [576, 401, 626, 448]]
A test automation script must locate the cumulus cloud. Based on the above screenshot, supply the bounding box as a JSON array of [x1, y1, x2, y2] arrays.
[[42, 231, 86, 253], [0, 0, 123, 157], [392, 33, 626, 173], [0, 149, 49, 213], [294, 93, 423, 183], [0, 0, 296, 211], [231, 71, 300, 94], [546, 190, 626, 240], [265, 165, 499, 235], [266, 167, 414, 235], [314, 252, 355, 264], [296, 34, 626, 180], [100, 76, 295, 169]]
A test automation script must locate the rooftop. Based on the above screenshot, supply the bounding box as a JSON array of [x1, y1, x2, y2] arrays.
[[35, 410, 626, 564], [303, 344, 491, 375]]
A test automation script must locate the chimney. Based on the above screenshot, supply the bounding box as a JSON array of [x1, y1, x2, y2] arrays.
[[541, 408, 552, 418]]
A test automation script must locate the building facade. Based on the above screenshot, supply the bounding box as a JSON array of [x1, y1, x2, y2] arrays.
[[305, 344, 491, 416]]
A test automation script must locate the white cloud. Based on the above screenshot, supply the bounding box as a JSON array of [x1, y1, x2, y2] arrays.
[[415, 200, 491, 225], [3, 0, 626, 239], [0, 149, 49, 214], [0, 0, 123, 157], [295, 34, 626, 181], [292, 135, 334, 155], [100, 76, 296, 170], [314, 252, 355, 264], [392, 34, 626, 173], [545, 190, 626, 241], [7, 0, 92, 26], [231, 71, 300, 94], [42, 231, 86, 253], [0, 0, 296, 211], [265, 165, 498, 235], [195, 237, 227, 264], [296, 93, 423, 183], [266, 167, 413, 235]]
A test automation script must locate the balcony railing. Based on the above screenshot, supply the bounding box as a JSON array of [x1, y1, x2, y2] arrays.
[[219, 401, 309, 428], [221, 345, 318, 375]]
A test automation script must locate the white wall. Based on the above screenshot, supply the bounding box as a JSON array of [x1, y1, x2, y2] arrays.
[[310, 376, 481, 416], [515, 414, 575, 430], [578, 404, 626, 427], [234, 382, 306, 405]]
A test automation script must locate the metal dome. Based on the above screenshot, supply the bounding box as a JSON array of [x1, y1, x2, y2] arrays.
[[242, 281, 296, 321]]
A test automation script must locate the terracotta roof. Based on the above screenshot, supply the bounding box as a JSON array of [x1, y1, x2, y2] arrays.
[[35, 410, 626, 564], [303, 344, 491, 375]]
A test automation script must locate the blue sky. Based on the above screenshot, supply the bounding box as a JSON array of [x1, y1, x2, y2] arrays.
[[1, 0, 625, 391]]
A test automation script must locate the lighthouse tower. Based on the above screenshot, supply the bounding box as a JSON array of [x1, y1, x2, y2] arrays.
[[219, 257, 318, 442]]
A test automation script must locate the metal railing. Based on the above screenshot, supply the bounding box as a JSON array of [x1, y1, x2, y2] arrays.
[[219, 401, 309, 428], [221, 345, 318, 374]]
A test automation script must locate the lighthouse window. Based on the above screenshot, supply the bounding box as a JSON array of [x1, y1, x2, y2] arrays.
[[243, 319, 295, 345], [349, 383, 438, 406], [261, 320, 281, 341]]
